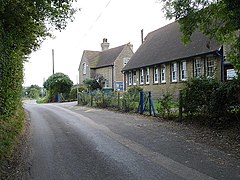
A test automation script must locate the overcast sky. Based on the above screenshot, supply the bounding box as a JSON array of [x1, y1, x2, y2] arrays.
[[23, 0, 172, 87]]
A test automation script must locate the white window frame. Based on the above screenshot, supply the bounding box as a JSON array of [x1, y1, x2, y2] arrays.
[[161, 64, 166, 83], [140, 68, 144, 84], [180, 60, 187, 81], [171, 62, 178, 82], [154, 66, 159, 83], [128, 71, 132, 85], [145, 67, 150, 84], [194, 57, 204, 77], [206, 57, 215, 78], [83, 63, 87, 75], [133, 70, 137, 85]]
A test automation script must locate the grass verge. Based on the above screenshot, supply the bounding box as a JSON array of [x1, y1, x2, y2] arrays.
[[0, 104, 25, 161]]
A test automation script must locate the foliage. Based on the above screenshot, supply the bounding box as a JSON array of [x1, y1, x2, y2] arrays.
[[69, 85, 86, 100], [0, 0, 77, 116], [0, 52, 24, 117], [157, 92, 175, 118], [83, 78, 102, 91], [127, 86, 143, 96], [23, 85, 42, 99], [182, 77, 240, 126], [93, 90, 112, 108], [0, 103, 25, 161], [43, 72, 73, 102], [160, 0, 240, 74], [78, 92, 89, 106], [122, 92, 139, 112]]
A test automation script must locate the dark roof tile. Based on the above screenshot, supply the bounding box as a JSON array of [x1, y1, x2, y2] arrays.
[[123, 21, 221, 71]]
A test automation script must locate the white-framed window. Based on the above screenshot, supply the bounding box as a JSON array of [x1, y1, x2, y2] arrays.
[[171, 62, 177, 82], [154, 66, 159, 83], [140, 68, 144, 84], [227, 69, 237, 80], [145, 67, 150, 84], [128, 71, 132, 85], [194, 57, 204, 77], [180, 60, 187, 81], [123, 57, 130, 67], [133, 70, 137, 85], [161, 64, 166, 83], [83, 63, 87, 75], [206, 57, 215, 78]]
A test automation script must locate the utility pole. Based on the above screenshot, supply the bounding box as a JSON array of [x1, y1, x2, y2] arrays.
[[52, 49, 55, 74]]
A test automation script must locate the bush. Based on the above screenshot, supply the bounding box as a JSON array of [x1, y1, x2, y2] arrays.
[[182, 77, 240, 126], [69, 85, 85, 100], [93, 90, 112, 108], [157, 92, 175, 119]]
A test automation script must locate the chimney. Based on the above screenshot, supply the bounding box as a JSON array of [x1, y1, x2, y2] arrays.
[[101, 38, 110, 51]]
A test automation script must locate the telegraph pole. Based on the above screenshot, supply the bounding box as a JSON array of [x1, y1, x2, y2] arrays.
[[52, 49, 55, 74]]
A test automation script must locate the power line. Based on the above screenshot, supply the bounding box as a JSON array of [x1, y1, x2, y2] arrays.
[[82, 0, 113, 39]]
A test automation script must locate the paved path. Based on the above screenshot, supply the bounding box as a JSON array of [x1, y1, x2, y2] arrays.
[[23, 101, 240, 180]]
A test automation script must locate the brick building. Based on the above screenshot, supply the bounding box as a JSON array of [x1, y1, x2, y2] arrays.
[[78, 39, 134, 91], [122, 21, 233, 99]]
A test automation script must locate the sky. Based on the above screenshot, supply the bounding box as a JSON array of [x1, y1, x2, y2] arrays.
[[23, 0, 172, 87]]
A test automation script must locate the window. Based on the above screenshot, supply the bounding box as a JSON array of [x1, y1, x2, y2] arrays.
[[206, 57, 215, 78], [123, 57, 130, 67], [180, 61, 187, 81], [227, 69, 237, 80], [140, 68, 144, 84], [145, 68, 150, 84], [83, 63, 87, 75], [171, 62, 177, 82], [154, 66, 158, 83], [161, 64, 166, 83], [194, 58, 204, 77], [128, 71, 132, 85], [133, 70, 137, 85]]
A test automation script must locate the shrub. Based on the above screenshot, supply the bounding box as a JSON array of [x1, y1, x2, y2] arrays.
[[182, 77, 240, 126], [157, 92, 175, 119], [122, 91, 138, 112], [69, 85, 85, 100], [94, 90, 112, 108]]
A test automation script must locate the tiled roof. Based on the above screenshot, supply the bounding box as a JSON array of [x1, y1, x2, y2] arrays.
[[95, 45, 125, 68], [82, 45, 126, 69], [82, 50, 99, 68], [123, 21, 221, 71]]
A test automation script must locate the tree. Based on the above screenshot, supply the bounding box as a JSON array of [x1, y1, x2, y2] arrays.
[[159, 0, 240, 74], [43, 73, 73, 101], [0, 0, 77, 116], [83, 78, 102, 91], [24, 85, 42, 99]]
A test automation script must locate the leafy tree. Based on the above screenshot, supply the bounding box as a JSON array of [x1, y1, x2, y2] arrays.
[[159, 0, 240, 74], [25, 85, 41, 98], [29, 88, 40, 99], [83, 78, 102, 91], [0, 0, 77, 116], [43, 72, 73, 101]]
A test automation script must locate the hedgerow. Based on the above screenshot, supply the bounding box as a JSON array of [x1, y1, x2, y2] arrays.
[[182, 77, 240, 126]]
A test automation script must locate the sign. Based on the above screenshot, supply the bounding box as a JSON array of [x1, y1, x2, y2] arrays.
[[115, 82, 123, 91]]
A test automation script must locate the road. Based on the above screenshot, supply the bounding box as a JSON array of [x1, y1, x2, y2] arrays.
[[23, 101, 240, 180]]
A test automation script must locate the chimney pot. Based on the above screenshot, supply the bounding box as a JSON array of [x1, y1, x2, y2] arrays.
[[101, 38, 110, 51]]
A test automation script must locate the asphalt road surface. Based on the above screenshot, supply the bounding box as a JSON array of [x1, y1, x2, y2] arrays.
[[23, 101, 240, 180]]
